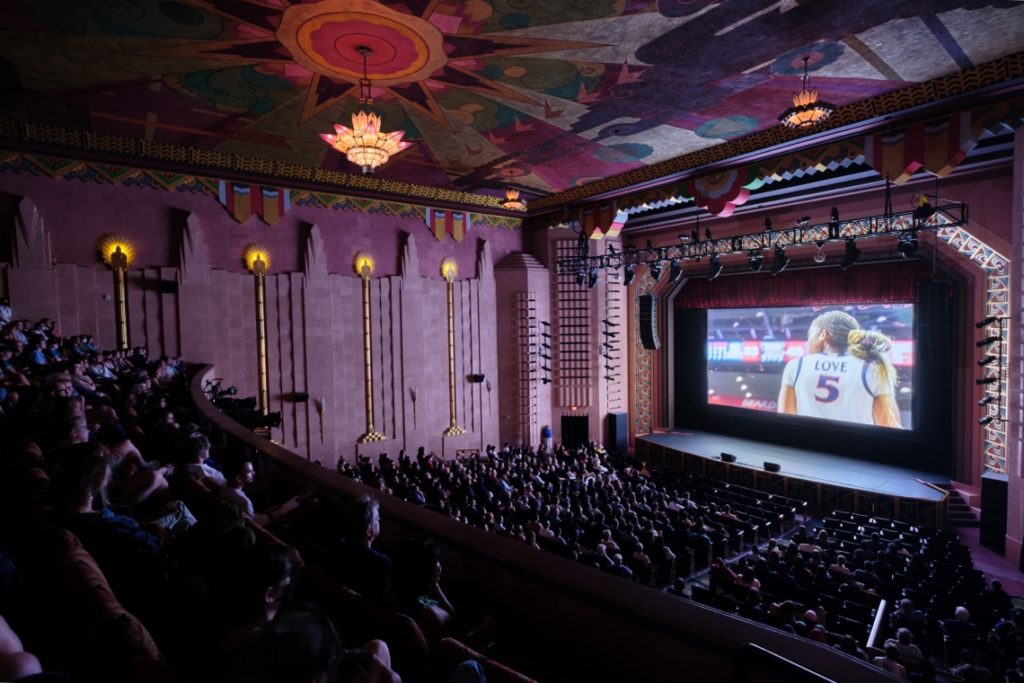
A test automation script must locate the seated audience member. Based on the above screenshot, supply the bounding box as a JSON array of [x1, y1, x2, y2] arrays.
[[96, 422, 170, 506], [220, 455, 309, 528], [393, 537, 456, 639], [873, 644, 908, 679], [835, 634, 869, 662], [0, 613, 42, 681], [182, 433, 226, 491], [49, 448, 162, 592], [944, 606, 980, 640], [213, 545, 400, 683], [331, 495, 392, 603], [891, 598, 928, 641], [884, 628, 924, 669]]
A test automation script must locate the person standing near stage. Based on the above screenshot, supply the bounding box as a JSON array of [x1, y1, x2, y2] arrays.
[[777, 310, 902, 428]]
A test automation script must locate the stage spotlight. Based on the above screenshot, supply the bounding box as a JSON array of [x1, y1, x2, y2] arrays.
[[979, 415, 995, 426], [587, 267, 599, 289], [975, 316, 999, 329], [978, 395, 996, 406], [978, 355, 999, 367], [649, 260, 662, 282], [708, 253, 723, 281], [747, 250, 764, 271], [897, 231, 918, 259], [575, 269, 585, 287], [668, 259, 683, 284], [976, 376, 998, 385], [813, 242, 827, 264], [913, 197, 936, 222], [976, 335, 1001, 347], [623, 263, 635, 286], [841, 238, 861, 270], [771, 245, 789, 276]]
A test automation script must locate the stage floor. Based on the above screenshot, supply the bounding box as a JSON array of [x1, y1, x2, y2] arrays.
[[638, 430, 946, 502]]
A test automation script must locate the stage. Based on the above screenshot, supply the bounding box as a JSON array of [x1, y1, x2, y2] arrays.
[[636, 430, 949, 526]]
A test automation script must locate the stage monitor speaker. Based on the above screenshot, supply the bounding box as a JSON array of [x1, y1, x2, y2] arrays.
[[980, 471, 1008, 553], [720, 453, 737, 463], [639, 295, 660, 350], [763, 461, 781, 473], [607, 412, 628, 456]]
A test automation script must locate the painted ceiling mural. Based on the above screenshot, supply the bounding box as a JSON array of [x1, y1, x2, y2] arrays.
[[0, 0, 1022, 200]]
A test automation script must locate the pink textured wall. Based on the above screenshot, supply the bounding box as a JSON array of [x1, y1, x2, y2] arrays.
[[0, 172, 519, 468], [1006, 128, 1024, 566]]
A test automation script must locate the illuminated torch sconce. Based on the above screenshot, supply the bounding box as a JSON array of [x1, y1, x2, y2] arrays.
[[98, 234, 134, 351], [409, 387, 418, 429], [243, 244, 272, 416], [441, 257, 465, 437], [354, 251, 386, 443]]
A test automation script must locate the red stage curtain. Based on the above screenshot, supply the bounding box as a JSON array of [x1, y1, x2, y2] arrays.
[[674, 261, 932, 308]]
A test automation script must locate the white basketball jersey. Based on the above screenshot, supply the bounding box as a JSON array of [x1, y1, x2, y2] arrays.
[[781, 353, 889, 425]]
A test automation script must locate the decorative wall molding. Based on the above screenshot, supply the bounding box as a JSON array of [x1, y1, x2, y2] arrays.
[[0, 150, 523, 231]]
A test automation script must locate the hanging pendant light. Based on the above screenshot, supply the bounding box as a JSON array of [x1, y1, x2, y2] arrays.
[[320, 46, 411, 174], [778, 56, 836, 129], [498, 169, 527, 211]]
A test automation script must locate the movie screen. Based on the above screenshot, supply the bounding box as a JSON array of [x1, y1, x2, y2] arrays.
[[706, 304, 914, 429]]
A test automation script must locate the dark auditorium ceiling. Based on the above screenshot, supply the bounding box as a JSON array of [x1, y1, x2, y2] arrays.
[[1, 0, 1023, 208]]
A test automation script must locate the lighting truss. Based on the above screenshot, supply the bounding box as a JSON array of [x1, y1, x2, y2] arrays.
[[554, 201, 968, 276]]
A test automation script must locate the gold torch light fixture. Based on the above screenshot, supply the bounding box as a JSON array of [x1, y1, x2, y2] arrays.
[[778, 56, 836, 129], [354, 251, 386, 443], [98, 234, 134, 351], [320, 46, 412, 174], [440, 257, 465, 437], [243, 244, 271, 416]]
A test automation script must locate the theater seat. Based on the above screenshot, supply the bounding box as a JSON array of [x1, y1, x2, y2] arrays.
[[30, 527, 175, 683], [301, 564, 430, 681], [434, 637, 538, 683]]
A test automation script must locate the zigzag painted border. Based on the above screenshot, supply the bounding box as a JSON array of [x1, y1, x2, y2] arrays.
[[0, 151, 522, 230]]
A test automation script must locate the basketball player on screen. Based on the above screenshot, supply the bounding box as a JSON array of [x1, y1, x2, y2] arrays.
[[777, 311, 903, 428]]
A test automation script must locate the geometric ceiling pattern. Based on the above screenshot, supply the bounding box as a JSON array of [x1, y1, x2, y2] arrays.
[[1, 0, 1023, 202]]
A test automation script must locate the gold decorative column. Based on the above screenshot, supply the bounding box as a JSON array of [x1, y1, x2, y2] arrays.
[[99, 235, 134, 351], [354, 252, 385, 443], [441, 257, 465, 436], [243, 245, 271, 416]]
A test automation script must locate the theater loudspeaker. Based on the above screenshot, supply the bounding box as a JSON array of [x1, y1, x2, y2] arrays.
[[980, 471, 1008, 553], [607, 412, 628, 456], [763, 462, 781, 473], [720, 453, 737, 463], [293, 391, 310, 402], [639, 295, 660, 350]]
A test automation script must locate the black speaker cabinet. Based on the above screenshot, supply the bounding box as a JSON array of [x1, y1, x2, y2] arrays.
[[764, 461, 781, 473], [980, 471, 1008, 553], [720, 453, 737, 463], [607, 412, 628, 456], [639, 294, 660, 350]]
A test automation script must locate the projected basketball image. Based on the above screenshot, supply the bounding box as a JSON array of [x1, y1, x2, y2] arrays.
[[707, 304, 913, 429]]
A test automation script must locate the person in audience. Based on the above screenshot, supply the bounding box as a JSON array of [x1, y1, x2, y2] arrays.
[[331, 495, 392, 603], [835, 633, 870, 662], [96, 422, 171, 506], [945, 606, 981, 641], [874, 644, 908, 679], [0, 613, 42, 681], [49, 448, 163, 595], [884, 628, 924, 670], [220, 455, 310, 528], [891, 598, 928, 642], [213, 545, 400, 683], [182, 433, 226, 491], [393, 536, 456, 639]]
